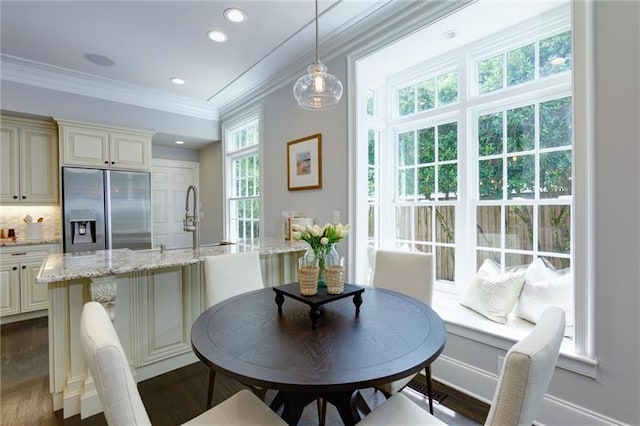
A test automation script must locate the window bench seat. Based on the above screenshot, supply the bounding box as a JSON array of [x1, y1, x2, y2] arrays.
[[432, 291, 597, 378]]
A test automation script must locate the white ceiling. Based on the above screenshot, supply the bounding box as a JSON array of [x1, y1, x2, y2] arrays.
[[0, 0, 567, 148], [0, 0, 392, 147]]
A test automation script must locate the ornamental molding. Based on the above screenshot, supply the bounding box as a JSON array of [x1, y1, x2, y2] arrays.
[[1, 54, 219, 120]]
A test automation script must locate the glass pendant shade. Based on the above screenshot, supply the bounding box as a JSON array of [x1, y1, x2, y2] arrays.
[[294, 62, 343, 110], [293, 0, 343, 111]]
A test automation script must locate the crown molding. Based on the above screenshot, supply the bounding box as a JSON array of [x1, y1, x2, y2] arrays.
[[0, 55, 219, 120], [218, 0, 471, 120]]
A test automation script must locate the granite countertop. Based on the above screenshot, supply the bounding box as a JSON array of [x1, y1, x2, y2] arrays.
[[36, 238, 309, 283], [1, 237, 62, 247]]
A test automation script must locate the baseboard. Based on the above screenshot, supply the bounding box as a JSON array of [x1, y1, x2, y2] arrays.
[[135, 351, 198, 382], [433, 355, 628, 426]]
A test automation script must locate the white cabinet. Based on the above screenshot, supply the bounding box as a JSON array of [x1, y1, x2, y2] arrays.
[[0, 117, 59, 204], [58, 120, 152, 171], [0, 244, 61, 316]]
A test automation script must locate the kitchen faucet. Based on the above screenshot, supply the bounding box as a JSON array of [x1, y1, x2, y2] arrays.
[[183, 185, 200, 250]]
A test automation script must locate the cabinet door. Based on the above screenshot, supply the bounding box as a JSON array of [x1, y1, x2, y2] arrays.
[[110, 132, 150, 171], [62, 125, 109, 168], [20, 127, 59, 203], [20, 254, 49, 312], [0, 125, 20, 203], [0, 262, 20, 317], [135, 267, 192, 366]]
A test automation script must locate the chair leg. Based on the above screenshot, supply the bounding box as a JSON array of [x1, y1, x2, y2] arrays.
[[317, 398, 326, 426], [354, 390, 372, 415], [426, 365, 434, 414], [207, 368, 216, 409], [250, 385, 268, 401]]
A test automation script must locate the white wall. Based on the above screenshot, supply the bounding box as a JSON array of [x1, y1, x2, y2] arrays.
[[0, 81, 219, 141], [226, 2, 640, 424], [152, 145, 199, 162]]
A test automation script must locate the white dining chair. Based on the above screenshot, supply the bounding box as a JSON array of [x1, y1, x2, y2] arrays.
[[79, 301, 287, 426], [203, 252, 266, 407], [357, 307, 566, 426], [371, 249, 436, 413], [204, 251, 325, 424]]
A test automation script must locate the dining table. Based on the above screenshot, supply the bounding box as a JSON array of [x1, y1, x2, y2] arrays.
[[190, 283, 446, 426]]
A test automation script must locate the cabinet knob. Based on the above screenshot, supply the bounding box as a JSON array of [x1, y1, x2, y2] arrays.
[[21, 265, 26, 269], [12, 266, 18, 271], [13, 195, 18, 199], [105, 161, 109, 164], [111, 161, 115, 165], [21, 196, 26, 199]]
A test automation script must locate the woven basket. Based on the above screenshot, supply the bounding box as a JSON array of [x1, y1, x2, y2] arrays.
[[325, 265, 345, 295], [298, 265, 319, 296]]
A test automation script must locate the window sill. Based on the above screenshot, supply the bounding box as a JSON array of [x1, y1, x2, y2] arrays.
[[433, 290, 597, 378]]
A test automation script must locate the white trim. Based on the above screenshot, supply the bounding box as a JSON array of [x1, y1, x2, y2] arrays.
[[1, 55, 219, 120], [221, 106, 263, 243], [434, 292, 597, 377], [351, 1, 598, 368], [571, 0, 595, 359]]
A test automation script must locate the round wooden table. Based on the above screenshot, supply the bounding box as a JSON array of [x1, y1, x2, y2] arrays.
[[191, 285, 446, 425]]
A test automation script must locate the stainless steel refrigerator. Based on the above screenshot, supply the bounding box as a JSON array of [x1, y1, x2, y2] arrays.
[[62, 167, 152, 253]]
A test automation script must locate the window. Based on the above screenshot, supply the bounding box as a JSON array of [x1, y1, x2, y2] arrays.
[[397, 69, 459, 116], [223, 112, 261, 248], [475, 97, 572, 270], [356, 6, 576, 335]]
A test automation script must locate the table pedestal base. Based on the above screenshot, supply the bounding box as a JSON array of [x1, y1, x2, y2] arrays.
[[270, 390, 361, 426]]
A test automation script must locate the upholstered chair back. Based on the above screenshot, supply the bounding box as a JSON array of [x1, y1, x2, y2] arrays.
[[372, 250, 434, 306], [371, 249, 435, 397], [80, 301, 151, 426], [485, 307, 565, 426], [203, 252, 264, 307]]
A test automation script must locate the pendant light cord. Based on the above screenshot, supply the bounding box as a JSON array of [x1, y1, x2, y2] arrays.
[[315, 0, 320, 64]]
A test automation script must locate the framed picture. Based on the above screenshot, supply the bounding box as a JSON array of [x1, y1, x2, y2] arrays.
[[287, 133, 322, 191]]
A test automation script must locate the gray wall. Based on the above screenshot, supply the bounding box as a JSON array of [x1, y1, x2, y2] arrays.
[[198, 142, 223, 244], [222, 55, 350, 256], [261, 55, 349, 257]]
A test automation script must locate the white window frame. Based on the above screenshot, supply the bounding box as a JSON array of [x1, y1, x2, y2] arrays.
[[222, 107, 263, 249], [351, 3, 597, 375]]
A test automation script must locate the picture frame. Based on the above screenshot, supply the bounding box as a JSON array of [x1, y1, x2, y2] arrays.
[[287, 133, 322, 191]]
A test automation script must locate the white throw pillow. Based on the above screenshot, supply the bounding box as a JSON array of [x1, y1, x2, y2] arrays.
[[460, 259, 525, 324], [516, 258, 574, 333]]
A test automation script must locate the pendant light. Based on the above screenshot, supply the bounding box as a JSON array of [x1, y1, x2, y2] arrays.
[[293, 0, 343, 110]]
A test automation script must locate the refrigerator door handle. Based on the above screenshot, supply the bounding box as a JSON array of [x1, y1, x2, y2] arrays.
[[104, 170, 112, 250]]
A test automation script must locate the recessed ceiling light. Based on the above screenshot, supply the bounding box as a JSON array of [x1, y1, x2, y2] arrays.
[[83, 53, 116, 67], [224, 8, 246, 23], [175, 140, 185, 145], [442, 30, 457, 40], [207, 30, 228, 43], [170, 77, 185, 85]]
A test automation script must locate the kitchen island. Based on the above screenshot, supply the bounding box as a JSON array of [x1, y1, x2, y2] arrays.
[[36, 238, 308, 419]]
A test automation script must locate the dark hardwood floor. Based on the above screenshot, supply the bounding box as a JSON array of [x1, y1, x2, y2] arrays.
[[1, 317, 488, 425]]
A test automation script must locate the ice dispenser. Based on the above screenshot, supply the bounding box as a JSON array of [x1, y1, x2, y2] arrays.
[[69, 209, 97, 245]]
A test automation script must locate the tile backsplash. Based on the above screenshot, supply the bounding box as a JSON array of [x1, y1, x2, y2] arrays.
[[0, 206, 61, 240]]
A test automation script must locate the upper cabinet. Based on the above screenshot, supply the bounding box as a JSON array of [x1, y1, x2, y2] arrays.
[[57, 120, 153, 171], [0, 117, 59, 204]]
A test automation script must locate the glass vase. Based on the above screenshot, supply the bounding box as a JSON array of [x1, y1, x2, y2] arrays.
[[304, 244, 339, 288]]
